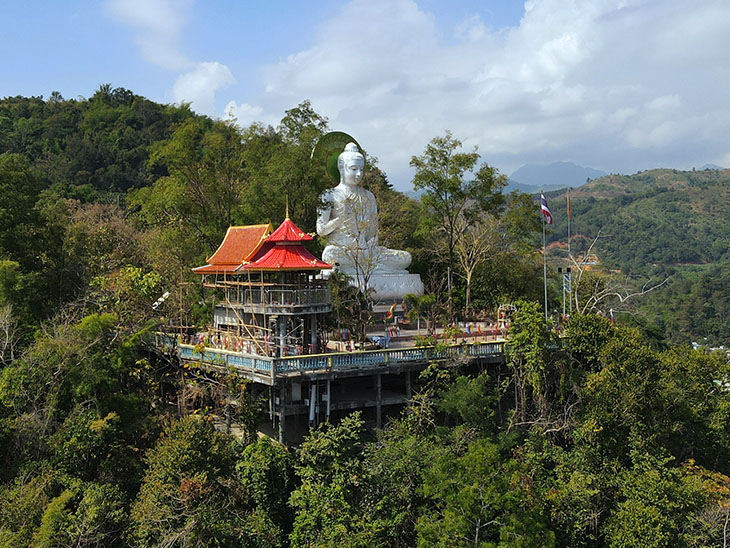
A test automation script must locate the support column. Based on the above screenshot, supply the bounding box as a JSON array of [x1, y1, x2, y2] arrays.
[[376, 373, 382, 429], [310, 314, 318, 353], [326, 379, 331, 420], [308, 382, 317, 428], [405, 370, 412, 401], [278, 316, 286, 357], [278, 383, 287, 444], [278, 410, 286, 444]]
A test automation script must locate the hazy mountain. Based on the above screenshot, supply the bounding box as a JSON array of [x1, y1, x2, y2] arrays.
[[507, 162, 607, 193], [701, 163, 725, 170], [504, 179, 542, 195]]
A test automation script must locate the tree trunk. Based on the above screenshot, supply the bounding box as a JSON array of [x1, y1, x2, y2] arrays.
[[465, 270, 472, 318], [448, 229, 455, 321]]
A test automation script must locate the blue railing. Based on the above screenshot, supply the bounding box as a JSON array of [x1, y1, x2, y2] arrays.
[[169, 338, 273, 374], [155, 333, 505, 377], [276, 342, 505, 373]]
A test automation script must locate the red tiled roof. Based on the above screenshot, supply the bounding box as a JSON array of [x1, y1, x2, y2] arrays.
[[246, 241, 274, 263], [244, 217, 331, 271], [267, 218, 313, 242], [193, 224, 272, 275], [243, 245, 332, 271]]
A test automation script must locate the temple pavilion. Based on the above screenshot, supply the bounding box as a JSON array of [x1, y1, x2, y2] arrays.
[[193, 216, 332, 358], [166, 213, 502, 444]]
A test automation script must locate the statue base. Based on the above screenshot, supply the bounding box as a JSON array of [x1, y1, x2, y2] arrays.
[[323, 269, 423, 301], [367, 272, 424, 301]]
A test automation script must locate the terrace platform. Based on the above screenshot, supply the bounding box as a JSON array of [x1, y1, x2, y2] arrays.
[[155, 333, 507, 445]]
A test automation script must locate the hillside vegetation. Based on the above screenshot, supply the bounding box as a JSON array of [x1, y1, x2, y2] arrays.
[[548, 168, 730, 271], [1, 88, 730, 547], [545, 168, 730, 344]]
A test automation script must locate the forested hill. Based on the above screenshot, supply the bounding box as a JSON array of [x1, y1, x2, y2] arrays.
[[4, 89, 730, 547], [544, 168, 730, 345], [0, 87, 196, 197], [546, 168, 730, 273], [0, 88, 423, 336]]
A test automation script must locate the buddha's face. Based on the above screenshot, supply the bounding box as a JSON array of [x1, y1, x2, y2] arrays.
[[341, 157, 364, 187]]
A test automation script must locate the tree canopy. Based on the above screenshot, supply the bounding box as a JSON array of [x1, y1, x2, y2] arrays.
[[0, 86, 728, 547]]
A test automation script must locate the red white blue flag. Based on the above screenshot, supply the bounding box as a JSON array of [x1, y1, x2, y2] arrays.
[[541, 193, 553, 225]]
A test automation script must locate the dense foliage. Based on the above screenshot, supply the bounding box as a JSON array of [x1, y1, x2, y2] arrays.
[[1, 87, 729, 546], [3, 304, 729, 546]]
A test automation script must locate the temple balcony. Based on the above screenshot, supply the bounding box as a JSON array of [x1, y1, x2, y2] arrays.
[[211, 285, 332, 315], [154, 332, 506, 386]]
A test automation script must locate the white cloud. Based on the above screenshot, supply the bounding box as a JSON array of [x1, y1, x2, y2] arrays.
[[173, 62, 235, 116], [108, 0, 236, 116], [106, 0, 193, 71], [455, 15, 487, 43], [224, 101, 267, 128], [230, 0, 730, 188]]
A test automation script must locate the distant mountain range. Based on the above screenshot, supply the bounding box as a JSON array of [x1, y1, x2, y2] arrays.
[[407, 161, 726, 198], [506, 162, 608, 194]]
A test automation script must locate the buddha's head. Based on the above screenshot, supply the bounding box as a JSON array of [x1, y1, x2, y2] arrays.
[[337, 143, 364, 187]]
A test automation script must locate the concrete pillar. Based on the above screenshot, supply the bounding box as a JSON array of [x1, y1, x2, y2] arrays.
[[308, 382, 317, 428], [310, 314, 318, 353], [276, 384, 287, 444], [405, 370, 412, 401], [376, 373, 382, 429], [278, 409, 286, 444], [326, 379, 331, 420], [278, 316, 286, 357]]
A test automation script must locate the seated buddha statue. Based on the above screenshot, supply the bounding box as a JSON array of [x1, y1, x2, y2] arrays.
[[317, 143, 412, 276]]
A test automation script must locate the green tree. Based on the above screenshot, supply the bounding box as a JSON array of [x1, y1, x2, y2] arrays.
[[357, 419, 438, 547], [289, 413, 369, 547], [417, 437, 555, 547], [506, 300, 563, 428], [0, 473, 127, 548], [404, 293, 438, 335], [32, 481, 127, 548], [410, 132, 506, 317], [238, 437, 296, 535], [131, 116, 247, 276], [438, 373, 498, 434], [237, 101, 330, 233], [603, 451, 706, 548], [131, 416, 282, 547], [0, 154, 42, 262]]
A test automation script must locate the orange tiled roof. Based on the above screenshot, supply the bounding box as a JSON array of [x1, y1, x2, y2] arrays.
[[193, 224, 272, 274]]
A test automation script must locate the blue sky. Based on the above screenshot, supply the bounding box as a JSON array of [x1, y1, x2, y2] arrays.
[[2, 1, 729, 190]]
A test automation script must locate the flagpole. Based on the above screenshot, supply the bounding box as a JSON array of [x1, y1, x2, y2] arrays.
[[542, 192, 549, 325], [567, 190, 571, 262], [567, 190, 572, 314]]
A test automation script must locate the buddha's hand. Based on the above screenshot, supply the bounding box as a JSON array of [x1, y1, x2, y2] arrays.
[[317, 211, 340, 236]]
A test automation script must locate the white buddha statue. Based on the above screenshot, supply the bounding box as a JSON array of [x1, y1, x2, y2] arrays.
[[317, 143, 423, 300]]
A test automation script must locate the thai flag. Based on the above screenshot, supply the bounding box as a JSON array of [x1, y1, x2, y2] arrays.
[[541, 193, 553, 225]]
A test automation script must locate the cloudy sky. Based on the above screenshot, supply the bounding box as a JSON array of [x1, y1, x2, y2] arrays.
[[2, 0, 729, 190]]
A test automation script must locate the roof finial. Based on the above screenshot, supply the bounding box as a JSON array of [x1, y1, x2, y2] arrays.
[[285, 194, 290, 220]]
